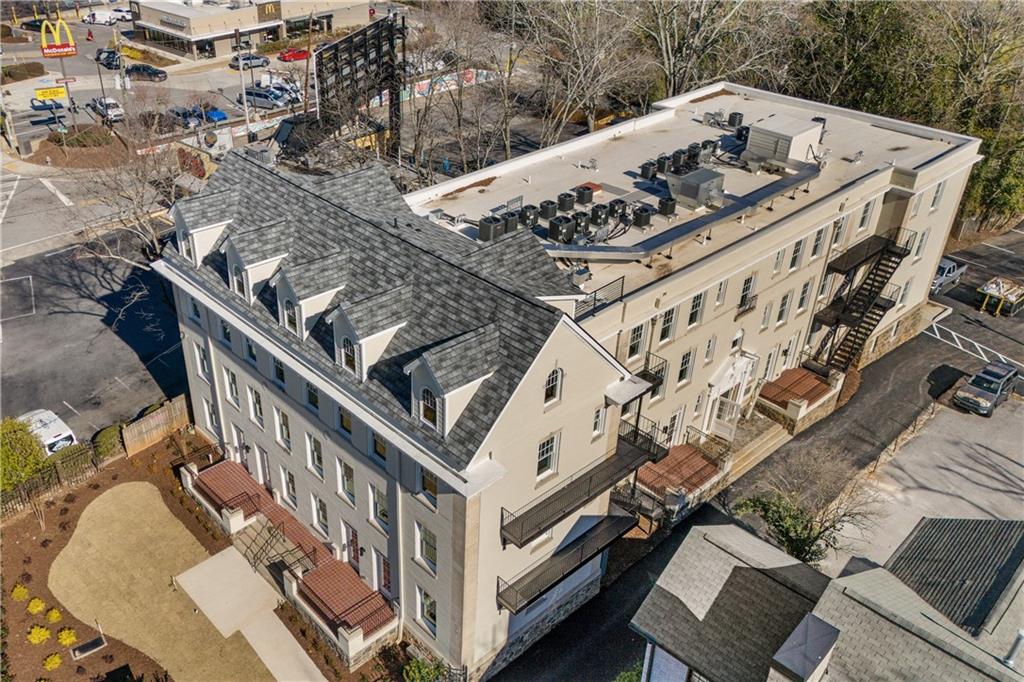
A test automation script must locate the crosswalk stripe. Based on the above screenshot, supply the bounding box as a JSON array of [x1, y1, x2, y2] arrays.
[[0, 174, 20, 225]]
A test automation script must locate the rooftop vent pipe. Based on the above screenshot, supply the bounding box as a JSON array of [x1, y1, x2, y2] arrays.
[[1004, 630, 1024, 669]]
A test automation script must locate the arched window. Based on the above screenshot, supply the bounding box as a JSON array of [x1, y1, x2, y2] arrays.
[[341, 338, 356, 372], [283, 300, 298, 333], [421, 388, 438, 428], [543, 368, 562, 404], [232, 265, 245, 296]]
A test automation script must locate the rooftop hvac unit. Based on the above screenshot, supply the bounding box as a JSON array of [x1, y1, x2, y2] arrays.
[[658, 196, 677, 216], [572, 211, 590, 233], [590, 203, 609, 226], [728, 112, 744, 128], [640, 161, 656, 180], [501, 211, 519, 233], [703, 110, 726, 127], [744, 115, 824, 164], [479, 215, 503, 242], [548, 215, 575, 243], [633, 205, 653, 227], [686, 142, 702, 166], [671, 148, 686, 170], [735, 125, 750, 143], [664, 168, 725, 210], [608, 198, 627, 218], [519, 204, 539, 228], [557, 192, 576, 212], [575, 185, 594, 205], [699, 139, 718, 165], [657, 155, 671, 174], [539, 200, 558, 219]]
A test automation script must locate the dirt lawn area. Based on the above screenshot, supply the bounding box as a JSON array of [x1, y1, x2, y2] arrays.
[[48, 481, 275, 682]]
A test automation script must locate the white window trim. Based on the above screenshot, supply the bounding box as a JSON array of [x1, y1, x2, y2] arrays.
[[536, 432, 560, 480], [415, 522, 438, 575]]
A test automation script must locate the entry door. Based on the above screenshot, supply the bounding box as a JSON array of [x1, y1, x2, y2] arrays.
[[258, 446, 272, 492], [711, 396, 741, 442], [232, 424, 249, 472]]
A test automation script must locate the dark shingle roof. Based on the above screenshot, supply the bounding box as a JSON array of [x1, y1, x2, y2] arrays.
[[421, 325, 501, 393], [462, 230, 580, 298], [630, 522, 829, 682], [885, 518, 1024, 636], [171, 152, 568, 471], [175, 187, 238, 227], [340, 284, 413, 340]]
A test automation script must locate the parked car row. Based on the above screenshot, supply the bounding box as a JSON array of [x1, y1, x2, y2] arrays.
[[87, 96, 125, 123], [168, 104, 229, 128], [82, 8, 132, 24], [230, 53, 270, 70]]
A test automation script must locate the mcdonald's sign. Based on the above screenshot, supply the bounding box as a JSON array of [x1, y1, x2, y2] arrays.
[[40, 17, 77, 58]]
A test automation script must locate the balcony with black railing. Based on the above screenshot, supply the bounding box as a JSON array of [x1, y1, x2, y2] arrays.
[[827, 227, 917, 274], [635, 351, 668, 390], [735, 293, 759, 320], [497, 511, 637, 613], [499, 416, 669, 548], [838, 282, 902, 326]]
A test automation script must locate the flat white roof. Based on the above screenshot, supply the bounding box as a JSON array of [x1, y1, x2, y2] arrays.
[[405, 83, 976, 295]]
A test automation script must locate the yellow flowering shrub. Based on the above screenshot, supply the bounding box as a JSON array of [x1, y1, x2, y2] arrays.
[[26, 625, 51, 645], [57, 628, 77, 647], [27, 597, 46, 615], [43, 652, 62, 671], [46, 608, 62, 623], [11, 583, 30, 601]]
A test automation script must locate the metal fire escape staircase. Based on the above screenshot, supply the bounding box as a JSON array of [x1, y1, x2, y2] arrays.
[[808, 228, 915, 374]]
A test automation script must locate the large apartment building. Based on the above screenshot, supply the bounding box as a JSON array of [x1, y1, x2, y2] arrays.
[[156, 83, 980, 678]]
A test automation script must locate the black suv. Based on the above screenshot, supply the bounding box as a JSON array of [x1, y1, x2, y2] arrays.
[[953, 362, 1019, 417], [126, 64, 168, 82]]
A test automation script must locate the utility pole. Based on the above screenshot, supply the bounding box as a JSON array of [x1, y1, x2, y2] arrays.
[[302, 11, 313, 115], [235, 29, 251, 139], [96, 59, 107, 102]]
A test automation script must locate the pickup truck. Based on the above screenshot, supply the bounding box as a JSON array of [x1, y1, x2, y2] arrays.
[[932, 257, 966, 294], [952, 362, 1019, 417]]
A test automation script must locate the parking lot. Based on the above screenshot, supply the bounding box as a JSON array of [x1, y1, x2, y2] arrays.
[[821, 399, 1024, 577]]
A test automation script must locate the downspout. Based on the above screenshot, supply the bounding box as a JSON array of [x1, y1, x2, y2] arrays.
[[394, 472, 407, 644]]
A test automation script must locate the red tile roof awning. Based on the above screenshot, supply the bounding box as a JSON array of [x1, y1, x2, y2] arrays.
[[636, 444, 719, 496], [760, 368, 831, 408], [194, 460, 395, 636]]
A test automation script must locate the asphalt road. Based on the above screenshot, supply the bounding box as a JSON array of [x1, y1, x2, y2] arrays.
[[0, 238, 185, 441]]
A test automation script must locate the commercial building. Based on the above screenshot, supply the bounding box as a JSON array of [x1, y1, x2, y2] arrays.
[[129, 0, 369, 59], [156, 83, 980, 678], [631, 515, 1024, 681]]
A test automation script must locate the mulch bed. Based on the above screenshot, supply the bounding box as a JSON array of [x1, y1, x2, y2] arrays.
[[27, 135, 131, 170], [0, 434, 228, 682]]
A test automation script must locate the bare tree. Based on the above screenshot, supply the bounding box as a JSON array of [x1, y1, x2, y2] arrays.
[[729, 444, 878, 565], [522, 0, 648, 144]]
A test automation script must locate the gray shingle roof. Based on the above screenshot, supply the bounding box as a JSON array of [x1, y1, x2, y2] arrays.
[[230, 220, 293, 264], [462, 229, 581, 298], [169, 152, 568, 471], [630, 523, 829, 682], [813, 568, 1023, 682], [175, 187, 238, 227], [421, 325, 501, 393], [339, 284, 413, 340], [885, 518, 1024, 636]]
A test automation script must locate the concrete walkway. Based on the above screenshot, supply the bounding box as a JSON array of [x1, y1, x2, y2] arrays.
[[177, 548, 326, 682]]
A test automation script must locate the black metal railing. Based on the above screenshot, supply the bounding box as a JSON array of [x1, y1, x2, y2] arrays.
[[222, 490, 261, 518], [885, 227, 917, 256], [735, 293, 758, 320], [574, 276, 625, 318], [877, 282, 902, 308], [827, 226, 917, 274], [636, 351, 668, 389], [619, 415, 670, 462], [496, 513, 637, 613], [684, 426, 730, 462]]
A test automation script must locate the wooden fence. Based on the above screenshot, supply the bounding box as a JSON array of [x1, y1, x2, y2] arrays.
[[122, 395, 190, 457]]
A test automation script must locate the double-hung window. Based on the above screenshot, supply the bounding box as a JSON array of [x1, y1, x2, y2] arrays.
[[659, 307, 676, 342], [307, 434, 323, 479], [899, 279, 913, 306], [421, 388, 438, 428], [761, 302, 773, 328], [677, 349, 693, 384], [220, 320, 232, 345], [688, 292, 705, 326], [272, 357, 285, 386], [418, 588, 437, 635], [915, 228, 929, 259], [195, 343, 211, 380], [249, 387, 264, 427], [626, 324, 644, 360], [739, 275, 756, 310], [338, 459, 355, 503], [789, 239, 804, 270], [858, 200, 874, 230], [203, 398, 219, 433], [420, 467, 438, 507], [245, 337, 257, 364], [305, 382, 319, 412], [370, 432, 388, 468], [337, 406, 352, 438], [536, 434, 558, 477], [283, 468, 297, 507], [181, 235, 194, 262], [283, 300, 299, 334], [372, 484, 389, 532], [832, 216, 847, 247], [704, 336, 716, 363], [931, 181, 945, 210], [798, 281, 812, 312], [341, 338, 357, 374], [715, 280, 728, 306], [772, 249, 785, 274], [417, 523, 438, 573], [811, 228, 825, 257], [314, 495, 328, 535], [224, 368, 239, 406], [231, 265, 245, 297], [189, 296, 202, 322], [543, 369, 563, 404], [276, 408, 291, 450], [592, 407, 606, 436], [777, 293, 791, 324]]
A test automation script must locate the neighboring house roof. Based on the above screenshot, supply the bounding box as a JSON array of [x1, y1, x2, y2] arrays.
[[885, 518, 1024, 636], [630, 520, 830, 682], [813, 567, 1023, 682], [168, 152, 579, 471]]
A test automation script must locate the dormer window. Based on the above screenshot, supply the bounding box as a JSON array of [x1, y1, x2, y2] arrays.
[[543, 369, 562, 405], [180, 233, 193, 261], [283, 300, 298, 334], [341, 338, 356, 373], [421, 388, 438, 428], [231, 265, 245, 297]]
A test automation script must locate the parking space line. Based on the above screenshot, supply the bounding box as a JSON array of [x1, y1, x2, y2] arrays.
[[949, 256, 992, 271], [1011, 228, 1024, 236], [62, 400, 81, 416], [0, 174, 20, 225], [981, 242, 1015, 255], [39, 178, 75, 207], [0, 275, 36, 321]]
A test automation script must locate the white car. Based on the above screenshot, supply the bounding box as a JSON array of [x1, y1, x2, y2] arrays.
[[111, 7, 133, 21], [88, 96, 125, 123], [83, 11, 117, 25], [19, 410, 77, 456]]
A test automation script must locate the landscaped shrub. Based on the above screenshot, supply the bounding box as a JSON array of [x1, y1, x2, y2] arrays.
[[46, 125, 113, 149], [402, 657, 447, 682], [27, 598, 46, 615], [92, 424, 125, 461], [57, 628, 76, 647], [43, 652, 62, 671], [0, 61, 45, 83], [11, 584, 29, 601], [45, 608, 61, 623], [26, 625, 50, 645]]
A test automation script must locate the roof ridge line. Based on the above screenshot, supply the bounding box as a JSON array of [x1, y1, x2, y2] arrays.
[[230, 152, 564, 320]]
